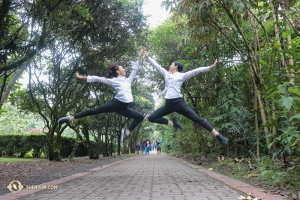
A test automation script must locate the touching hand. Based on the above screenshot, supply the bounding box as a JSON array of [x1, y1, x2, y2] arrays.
[[210, 59, 218, 70], [144, 50, 149, 58], [141, 47, 146, 54], [139, 47, 146, 57], [137, 47, 146, 62], [75, 72, 81, 78]]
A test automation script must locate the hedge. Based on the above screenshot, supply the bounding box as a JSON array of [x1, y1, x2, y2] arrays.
[[0, 134, 95, 158]]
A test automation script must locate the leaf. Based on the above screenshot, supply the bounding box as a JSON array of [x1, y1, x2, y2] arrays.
[[238, 196, 252, 200], [289, 113, 300, 121], [290, 88, 300, 97], [261, 170, 273, 176], [230, 106, 239, 113], [267, 117, 278, 127], [283, 30, 291, 38], [247, 173, 259, 178], [280, 95, 293, 111]]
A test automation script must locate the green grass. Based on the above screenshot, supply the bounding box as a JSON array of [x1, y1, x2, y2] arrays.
[[0, 157, 42, 163]]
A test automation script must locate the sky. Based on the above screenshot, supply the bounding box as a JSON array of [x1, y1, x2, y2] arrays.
[[142, 0, 170, 27], [142, 0, 171, 104]]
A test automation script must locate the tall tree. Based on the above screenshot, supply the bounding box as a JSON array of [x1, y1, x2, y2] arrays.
[[0, 0, 70, 108], [14, 0, 148, 161], [161, 0, 300, 157]]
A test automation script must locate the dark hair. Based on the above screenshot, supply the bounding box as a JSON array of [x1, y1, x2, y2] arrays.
[[174, 61, 183, 72], [107, 63, 119, 78]]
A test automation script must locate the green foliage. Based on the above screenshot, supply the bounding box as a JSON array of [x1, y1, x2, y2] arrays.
[[0, 134, 97, 158], [208, 156, 300, 192], [256, 156, 300, 189], [157, 0, 300, 164], [0, 134, 47, 157], [267, 82, 300, 158], [0, 102, 43, 134]]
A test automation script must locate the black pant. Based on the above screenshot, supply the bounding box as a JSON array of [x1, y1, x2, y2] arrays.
[[73, 98, 144, 131], [148, 97, 213, 132]]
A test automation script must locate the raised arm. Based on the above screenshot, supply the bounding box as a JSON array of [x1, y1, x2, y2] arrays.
[[144, 51, 168, 77], [127, 48, 145, 82], [137, 47, 145, 63]]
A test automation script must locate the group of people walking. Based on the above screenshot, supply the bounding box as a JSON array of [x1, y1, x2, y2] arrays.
[[58, 48, 228, 146], [135, 138, 162, 155]]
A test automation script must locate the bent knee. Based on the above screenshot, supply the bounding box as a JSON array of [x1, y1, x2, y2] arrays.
[[148, 115, 155, 122], [137, 114, 144, 121]]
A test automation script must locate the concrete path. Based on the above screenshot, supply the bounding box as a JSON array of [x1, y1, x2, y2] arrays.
[[1, 151, 284, 200]]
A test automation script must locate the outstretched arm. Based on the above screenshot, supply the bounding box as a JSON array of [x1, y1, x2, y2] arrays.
[[76, 72, 112, 85], [183, 59, 218, 80]]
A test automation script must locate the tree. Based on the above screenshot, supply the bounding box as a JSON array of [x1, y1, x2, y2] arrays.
[[13, 0, 149, 161], [0, 0, 72, 109], [161, 0, 300, 158]]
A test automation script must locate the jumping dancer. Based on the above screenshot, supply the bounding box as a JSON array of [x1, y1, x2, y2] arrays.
[[58, 48, 145, 144], [144, 50, 228, 145]]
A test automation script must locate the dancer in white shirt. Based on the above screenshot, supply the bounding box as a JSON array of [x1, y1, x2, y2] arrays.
[[58, 48, 145, 144], [144, 50, 228, 145]]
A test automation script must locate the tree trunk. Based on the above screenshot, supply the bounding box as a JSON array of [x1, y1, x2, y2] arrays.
[[68, 128, 81, 160], [0, 64, 27, 109], [82, 124, 99, 159], [47, 130, 61, 161], [250, 67, 270, 155], [270, 1, 289, 76], [282, 1, 295, 82], [254, 88, 260, 158]]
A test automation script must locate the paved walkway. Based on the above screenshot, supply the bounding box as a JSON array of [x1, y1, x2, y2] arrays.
[[1, 152, 284, 200]]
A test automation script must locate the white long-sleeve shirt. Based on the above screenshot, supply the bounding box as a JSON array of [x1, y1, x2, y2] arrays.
[[147, 57, 210, 99], [87, 61, 139, 103]]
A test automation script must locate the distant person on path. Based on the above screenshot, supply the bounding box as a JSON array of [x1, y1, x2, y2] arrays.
[[153, 139, 157, 150], [135, 142, 141, 155], [143, 50, 228, 145], [142, 141, 146, 155], [145, 139, 150, 154], [156, 138, 162, 153], [58, 48, 146, 145]]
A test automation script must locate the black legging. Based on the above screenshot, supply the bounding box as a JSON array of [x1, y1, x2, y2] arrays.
[[73, 98, 144, 131], [148, 97, 213, 132]]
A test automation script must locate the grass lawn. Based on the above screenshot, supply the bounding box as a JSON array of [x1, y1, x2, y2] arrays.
[[0, 157, 43, 163]]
